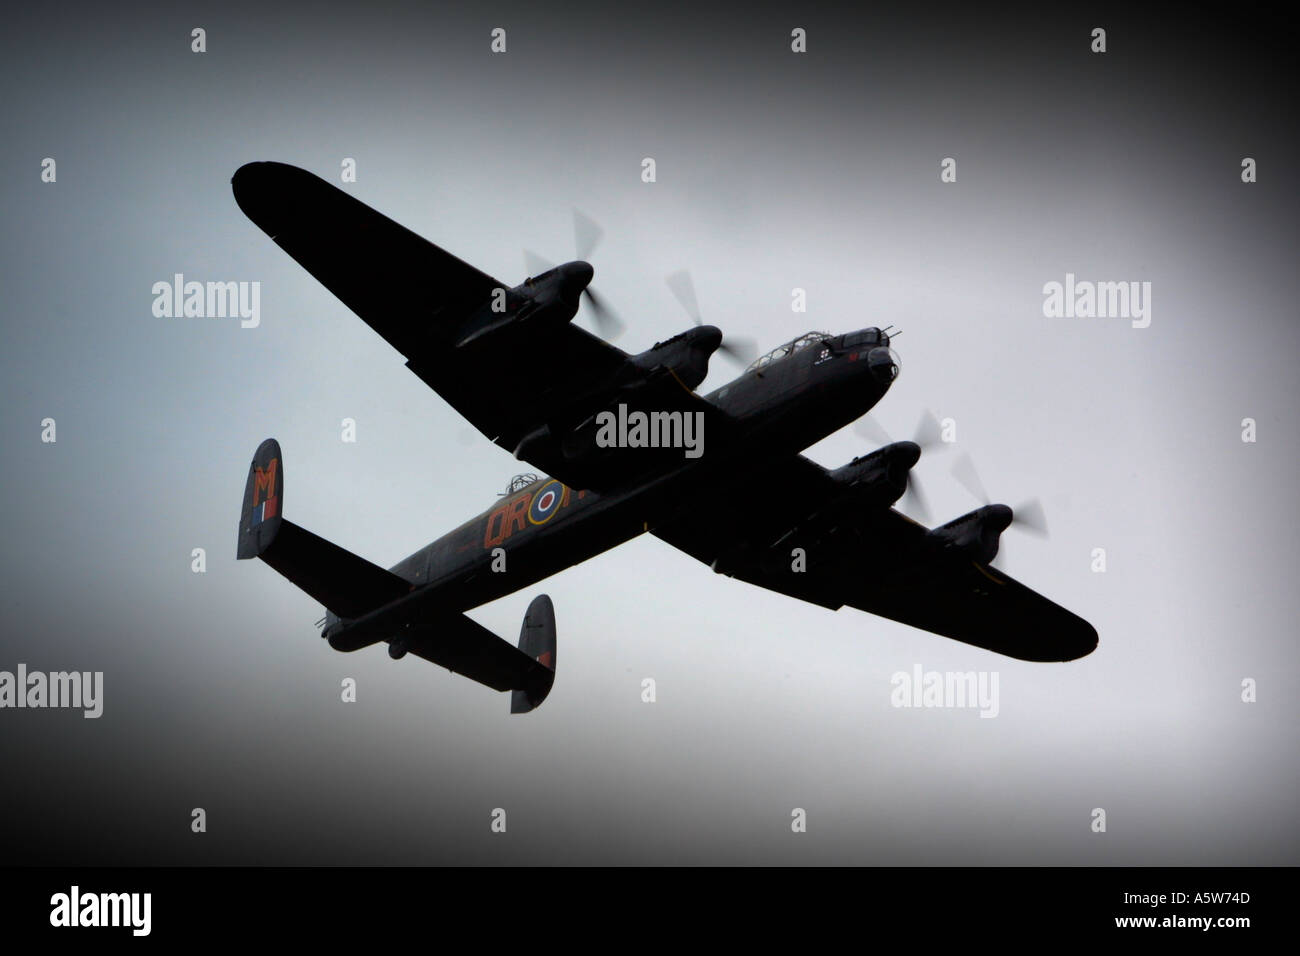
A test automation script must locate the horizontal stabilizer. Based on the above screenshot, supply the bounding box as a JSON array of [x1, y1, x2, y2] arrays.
[[390, 595, 556, 714]]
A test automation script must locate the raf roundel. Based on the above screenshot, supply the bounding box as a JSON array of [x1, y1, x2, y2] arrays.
[[527, 480, 565, 525]]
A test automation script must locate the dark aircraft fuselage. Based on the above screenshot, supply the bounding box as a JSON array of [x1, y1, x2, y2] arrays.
[[325, 328, 899, 650]]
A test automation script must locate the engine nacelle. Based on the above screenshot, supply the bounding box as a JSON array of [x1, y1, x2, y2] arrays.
[[927, 505, 1014, 564], [628, 325, 724, 391], [829, 441, 921, 509], [762, 442, 920, 557], [456, 261, 593, 348]]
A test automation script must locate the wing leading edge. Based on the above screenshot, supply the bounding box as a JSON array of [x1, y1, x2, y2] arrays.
[[232, 161, 503, 357]]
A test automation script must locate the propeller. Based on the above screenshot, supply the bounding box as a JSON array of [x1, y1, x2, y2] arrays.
[[851, 410, 947, 522], [900, 468, 932, 524], [579, 283, 624, 340], [912, 408, 944, 451], [950, 452, 991, 505], [570, 210, 625, 339], [950, 452, 1049, 567], [523, 248, 553, 278], [665, 269, 758, 367], [1009, 497, 1048, 536], [853, 414, 893, 448], [573, 209, 603, 260], [522, 211, 625, 340], [854, 408, 945, 453]]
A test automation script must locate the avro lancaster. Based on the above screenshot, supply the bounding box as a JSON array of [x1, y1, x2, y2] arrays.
[[233, 162, 1097, 713]]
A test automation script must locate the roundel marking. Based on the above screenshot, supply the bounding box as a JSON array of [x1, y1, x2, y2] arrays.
[[527, 480, 565, 525]]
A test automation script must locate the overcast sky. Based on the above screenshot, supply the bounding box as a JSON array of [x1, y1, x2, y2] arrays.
[[1, 2, 1296, 864]]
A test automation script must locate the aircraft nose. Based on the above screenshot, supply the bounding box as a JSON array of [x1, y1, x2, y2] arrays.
[[867, 346, 901, 385]]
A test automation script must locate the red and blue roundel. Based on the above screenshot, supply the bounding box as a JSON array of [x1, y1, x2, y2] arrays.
[[527, 480, 565, 525]]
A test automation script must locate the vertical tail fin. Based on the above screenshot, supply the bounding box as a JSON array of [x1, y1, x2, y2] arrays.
[[237, 439, 412, 622], [237, 438, 284, 560], [511, 595, 557, 714]]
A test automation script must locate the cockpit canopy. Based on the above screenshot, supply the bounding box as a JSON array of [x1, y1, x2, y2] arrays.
[[747, 331, 834, 371], [501, 473, 540, 496], [746, 327, 892, 371]]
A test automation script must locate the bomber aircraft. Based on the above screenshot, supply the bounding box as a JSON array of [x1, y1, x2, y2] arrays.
[[233, 162, 1097, 713]]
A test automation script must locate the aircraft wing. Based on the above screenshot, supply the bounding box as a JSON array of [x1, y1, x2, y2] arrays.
[[232, 161, 504, 357], [232, 162, 729, 491], [651, 455, 1098, 662]]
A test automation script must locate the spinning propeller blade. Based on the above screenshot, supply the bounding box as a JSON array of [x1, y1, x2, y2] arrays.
[[524, 212, 624, 339], [665, 269, 754, 367]]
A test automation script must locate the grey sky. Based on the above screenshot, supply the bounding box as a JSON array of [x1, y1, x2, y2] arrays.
[[1, 3, 1295, 863]]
